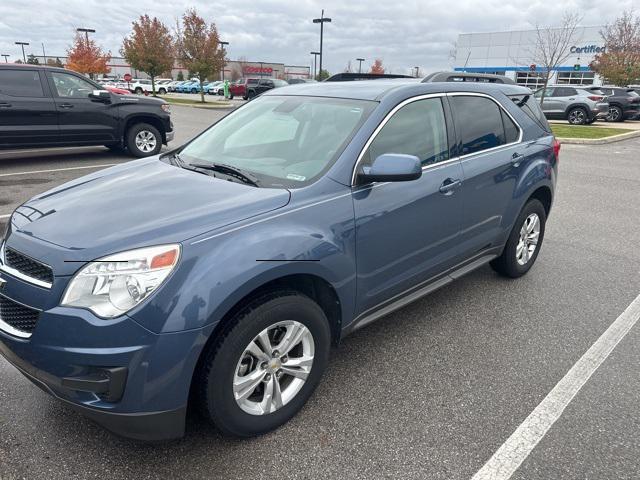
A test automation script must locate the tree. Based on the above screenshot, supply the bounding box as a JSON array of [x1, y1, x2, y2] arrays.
[[176, 70, 184, 81], [55, 57, 64, 68], [176, 9, 225, 102], [46, 57, 64, 68], [370, 59, 385, 74], [529, 12, 582, 105], [66, 33, 111, 78], [122, 15, 174, 96], [26, 54, 40, 65], [590, 11, 640, 87], [316, 69, 330, 81]]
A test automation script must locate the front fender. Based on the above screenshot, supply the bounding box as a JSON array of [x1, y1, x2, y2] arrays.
[[129, 187, 357, 334]]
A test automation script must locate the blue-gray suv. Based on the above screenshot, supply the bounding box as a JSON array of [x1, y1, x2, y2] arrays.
[[0, 80, 558, 440]]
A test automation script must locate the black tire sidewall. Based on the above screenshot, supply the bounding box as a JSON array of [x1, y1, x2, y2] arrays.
[[203, 294, 331, 437], [501, 199, 547, 277], [125, 123, 162, 158]]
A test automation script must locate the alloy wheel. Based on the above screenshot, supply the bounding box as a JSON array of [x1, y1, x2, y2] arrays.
[[516, 213, 540, 265], [568, 109, 585, 125], [607, 106, 621, 122], [233, 320, 314, 416], [134, 130, 157, 153]]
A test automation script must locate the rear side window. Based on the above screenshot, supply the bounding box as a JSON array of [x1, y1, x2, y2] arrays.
[[509, 94, 551, 133], [0, 69, 44, 97], [554, 87, 577, 97], [450, 96, 508, 156], [364, 97, 449, 167]]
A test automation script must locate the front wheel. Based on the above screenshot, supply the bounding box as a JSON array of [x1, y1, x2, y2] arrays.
[[125, 123, 162, 158], [195, 291, 331, 437], [490, 198, 546, 278], [134, 87, 143, 95], [158, 88, 167, 95]]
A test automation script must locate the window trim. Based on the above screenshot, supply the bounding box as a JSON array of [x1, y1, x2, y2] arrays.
[[350, 92, 524, 185]]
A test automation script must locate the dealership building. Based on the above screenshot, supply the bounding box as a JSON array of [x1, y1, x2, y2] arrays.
[[453, 26, 606, 88]]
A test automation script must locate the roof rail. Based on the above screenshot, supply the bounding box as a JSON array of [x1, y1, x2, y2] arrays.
[[422, 71, 515, 84], [325, 72, 414, 82]]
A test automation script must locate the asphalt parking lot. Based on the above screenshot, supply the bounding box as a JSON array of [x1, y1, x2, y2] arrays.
[[1, 106, 640, 479]]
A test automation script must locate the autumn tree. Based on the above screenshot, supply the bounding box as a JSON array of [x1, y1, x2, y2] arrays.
[[176, 9, 225, 102], [370, 59, 385, 74], [122, 15, 174, 96], [529, 12, 582, 105], [590, 11, 640, 87], [66, 33, 111, 78]]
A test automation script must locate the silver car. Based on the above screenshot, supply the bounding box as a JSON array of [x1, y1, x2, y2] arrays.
[[534, 85, 609, 125]]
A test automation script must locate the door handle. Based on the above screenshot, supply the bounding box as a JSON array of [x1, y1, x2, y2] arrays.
[[439, 178, 462, 195], [0, 102, 11, 108], [59, 103, 74, 109], [511, 152, 524, 167]]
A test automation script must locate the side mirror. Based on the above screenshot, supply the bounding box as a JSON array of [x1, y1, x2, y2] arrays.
[[89, 90, 111, 102], [357, 153, 422, 184]]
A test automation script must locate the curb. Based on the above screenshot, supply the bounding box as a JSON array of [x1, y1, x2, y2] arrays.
[[557, 129, 640, 145]]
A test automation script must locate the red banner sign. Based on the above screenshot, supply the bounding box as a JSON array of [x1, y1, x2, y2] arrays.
[[243, 66, 273, 74]]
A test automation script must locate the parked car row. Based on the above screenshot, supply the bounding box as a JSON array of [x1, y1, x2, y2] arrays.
[[534, 85, 640, 125]]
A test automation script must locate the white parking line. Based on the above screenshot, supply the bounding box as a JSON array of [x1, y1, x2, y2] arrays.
[[0, 163, 119, 178], [472, 293, 640, 480]]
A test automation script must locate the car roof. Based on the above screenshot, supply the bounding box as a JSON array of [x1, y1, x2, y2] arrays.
[[263, 79, 532, 101], [0, 63, 67, 74]]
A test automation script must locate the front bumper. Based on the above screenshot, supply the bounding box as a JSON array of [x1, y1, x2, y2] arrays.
[[0, 267, 208, 441]]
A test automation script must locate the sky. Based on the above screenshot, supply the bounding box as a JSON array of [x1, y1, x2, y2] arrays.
[[0, 0, 636, 75]]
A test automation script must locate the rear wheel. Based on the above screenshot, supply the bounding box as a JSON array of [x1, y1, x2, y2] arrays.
[[567, 107, 587, 125], [606, 105, 623, 122], [195, 291, 331, 437], [126, 122, 162, 158], [158, 87, 167, 95], [490, 199, 546, 278]]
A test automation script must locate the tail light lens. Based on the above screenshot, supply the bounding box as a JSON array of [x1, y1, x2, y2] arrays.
[[588, 95, 604, 101], [552, 138, 561, 162]]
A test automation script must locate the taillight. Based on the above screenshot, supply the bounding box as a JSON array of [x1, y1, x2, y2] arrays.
[[552, 138, 561, 162], [587, 95, 604, 101]]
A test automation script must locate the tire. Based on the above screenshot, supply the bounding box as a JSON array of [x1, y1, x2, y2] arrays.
[[158, 88, 167, 95], [229, 93, 234, 100], [490, 198, 546, 278], [606, 105, 623, 122], [195, 291, 331, 437], [125, 122, 162, 158], [567, 107, 587, 125], [134, 87, 143, 95], [191, 88, 198, 94]]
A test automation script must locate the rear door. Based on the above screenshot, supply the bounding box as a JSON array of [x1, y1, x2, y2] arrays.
[[551, 86, 579, 116], [45, 70, 119, 145], [450, 93, 526, 258], [0, 68, 59, 147], [535, 87, 563, 117]]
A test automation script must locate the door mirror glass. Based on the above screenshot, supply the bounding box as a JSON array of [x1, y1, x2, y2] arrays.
[[358, 154, 421, 184]]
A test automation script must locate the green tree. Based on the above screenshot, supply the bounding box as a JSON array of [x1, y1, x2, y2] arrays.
[[122, 15, 174, 96], [26, 54, 40, 65], [316, 69, 330, 81], [590, 11, 640, 86], [176, 70, 184, 81], [176, 9, 225, 102]]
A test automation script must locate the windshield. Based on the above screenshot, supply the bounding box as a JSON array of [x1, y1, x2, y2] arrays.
[[178, 95, 376, 188]]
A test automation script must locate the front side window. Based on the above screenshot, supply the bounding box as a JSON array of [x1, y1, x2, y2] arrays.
[[363, 98, 449, 167], [179, 95, 376, 188], [0, 69, 44, 97], [451, 96, 509, 156], [51, 72, 96, 98]]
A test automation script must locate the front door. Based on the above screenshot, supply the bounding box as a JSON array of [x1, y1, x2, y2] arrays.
[[353, 96, 463, 315], [46, 70, 119, 145], [0, 68, 59, 147]]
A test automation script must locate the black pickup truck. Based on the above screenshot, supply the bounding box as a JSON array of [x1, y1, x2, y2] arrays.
[[0, 64, 174, 157]]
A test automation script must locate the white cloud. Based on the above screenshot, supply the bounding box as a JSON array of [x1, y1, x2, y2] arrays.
[[0, 0, 634, 75]]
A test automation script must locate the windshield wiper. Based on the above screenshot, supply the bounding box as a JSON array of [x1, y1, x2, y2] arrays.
[[189, 163, 260, 187]]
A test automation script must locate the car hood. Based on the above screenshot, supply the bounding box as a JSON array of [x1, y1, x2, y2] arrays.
[[10, 158, 290, 263]]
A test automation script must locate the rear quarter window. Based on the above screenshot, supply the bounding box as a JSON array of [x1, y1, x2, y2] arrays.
[[509, 94, 551, 133], [0, 69, 44, 97]]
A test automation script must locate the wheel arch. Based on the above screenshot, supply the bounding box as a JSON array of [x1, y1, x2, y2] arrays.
[[124, 115, 167, 143], [528, 185, 552, 216]]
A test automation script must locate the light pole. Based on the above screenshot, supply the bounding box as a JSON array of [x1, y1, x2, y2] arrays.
[[15, 42, 29, 62], [414, 66, 420, 78], [310, 51, 320, 80], [76, 28, 95, 44], [219, 41, 229, 81], [312, 10, 331, 80], [356, 58, 365, 74], [1, 54, 9, 63]]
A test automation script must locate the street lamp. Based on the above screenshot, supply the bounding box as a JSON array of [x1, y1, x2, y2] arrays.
[[15, 42, 29, 62], [77, 28, 96, 44], [219, 41, 229, 81], [1, 54, 9, 63], [312, 10, 331, 80], [414, 66, 420, 78], [310, 51, 320, 80], [356, 58, 365, 74]]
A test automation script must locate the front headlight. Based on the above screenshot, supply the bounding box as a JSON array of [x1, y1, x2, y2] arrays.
[[61, 244, 180, 318]]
